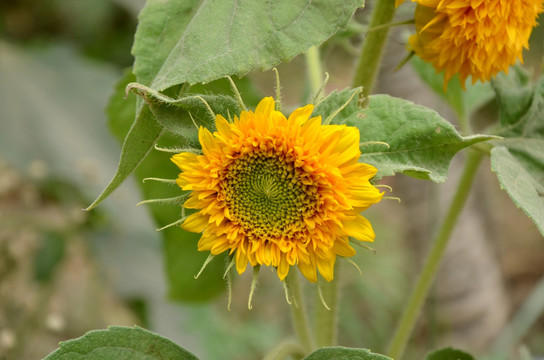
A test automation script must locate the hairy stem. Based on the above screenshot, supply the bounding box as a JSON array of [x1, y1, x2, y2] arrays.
[[387, 150, 484, 359], [314, 264, 340, 348], [352, 0, 397, 98], [285, 271, 315, 353]]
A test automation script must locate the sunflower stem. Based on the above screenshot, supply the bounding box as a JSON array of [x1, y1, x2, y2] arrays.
[[285, 271, 315, 353], [387, 150, 484, 359], [314, 265, 339, 348], [352, 0, 397, 99], [456, 107, 471, 136], [305, 45, 324, 101]]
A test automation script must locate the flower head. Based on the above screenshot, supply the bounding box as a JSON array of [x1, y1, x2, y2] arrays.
[[172, 97, 383, 282], [397, 0, 544, 87]]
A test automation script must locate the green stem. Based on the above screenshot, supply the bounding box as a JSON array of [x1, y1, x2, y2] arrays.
[[305, 46, 324, 100], [352, 0, 397, 97], [314, 265, 340, 348], [285, 271, 315, 353], [456, 105, 471, 136], [387, 150, 484, 359]]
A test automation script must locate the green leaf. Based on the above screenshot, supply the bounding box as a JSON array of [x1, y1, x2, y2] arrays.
[[302, 346, 392, 360], [149, 0, 363, 91], [490, 68, 544, 236], [85, 0, 199, 209], [492, 65, 534, 133], [132, 0, 200, 86], [43, 326, 199, 360], [410, 55, 495, 118], [313, 87, 362, 125], [336, 94, 495, 182], [426, 347, 475, 360], [85, 73, 163, 211], [89, 0, 361, 209], [106, 71, 227, 302], [491, 143, 544, 235]]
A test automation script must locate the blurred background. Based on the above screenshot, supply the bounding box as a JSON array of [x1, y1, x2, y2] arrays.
[[1, 1, 543, 359]]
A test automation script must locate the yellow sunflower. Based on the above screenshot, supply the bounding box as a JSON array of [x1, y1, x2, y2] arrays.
[[171, 97, 383, 282], [397, 0, 544, 87]]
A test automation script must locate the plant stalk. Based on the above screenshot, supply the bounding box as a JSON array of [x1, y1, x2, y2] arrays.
[[306, 46, 324, 100], [352, 0, 397, 98], [387, 150, 484, 359], [285, 271, 316, 353], [314, 264, 340, 348]]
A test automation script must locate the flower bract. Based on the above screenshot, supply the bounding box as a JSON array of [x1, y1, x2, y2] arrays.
[[397, 0, 544, 87], [171, 97, 383, 282]]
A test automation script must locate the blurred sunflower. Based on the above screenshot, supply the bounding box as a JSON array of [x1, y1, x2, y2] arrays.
[[397, 0, 544, 87], [171, 97, 383, 283]]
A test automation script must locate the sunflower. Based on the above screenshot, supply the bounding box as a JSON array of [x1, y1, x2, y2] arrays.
[[397, 0, 544, 87], [171, 97, 383, 282]]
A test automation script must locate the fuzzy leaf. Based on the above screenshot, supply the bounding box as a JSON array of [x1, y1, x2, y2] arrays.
[[88, 0, 361, 209], [149, 0, 363, 91], [491, 144, 544, 236], [85, 0, 198, 209], [426, 347, 475, 360], [133, 0, 199, 86], [492, 65, 535, 132], [43, 326, 199, 359], [106, 71, 227, 302], [86, 78, 163, 211], [313, 87, 362, 125], [490, 68, 544, 236], [332, 93, 496, 182], [303, 347, 392, 360]]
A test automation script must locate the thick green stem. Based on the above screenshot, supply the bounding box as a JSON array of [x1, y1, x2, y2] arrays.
[[352, 0, 397, 97], [387, 150, 484, 359], [285, 271, 315, 353], [314, 265, 340, 348]]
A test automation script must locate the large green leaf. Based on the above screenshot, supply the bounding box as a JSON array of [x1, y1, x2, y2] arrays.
[[303, 347, 392, 360], [132, 0, 200, 86], [85, 76, 163, 211], [491, 142, 544, 235], [84, 0, 201, 210], [106, 71, 227, 302], [426, 347, 475, 360], [490, 68, 544, 236], [88, 0, 362, 210], [43, 326, 199, 360], [150, 0, 363, 91], [316, 90, 495, 182]]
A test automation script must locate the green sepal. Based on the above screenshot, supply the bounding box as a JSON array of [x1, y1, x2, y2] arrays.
[[126, 82, 241, 144]]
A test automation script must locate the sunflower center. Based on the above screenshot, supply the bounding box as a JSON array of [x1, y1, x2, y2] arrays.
[[223, 151, 317, 238]]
